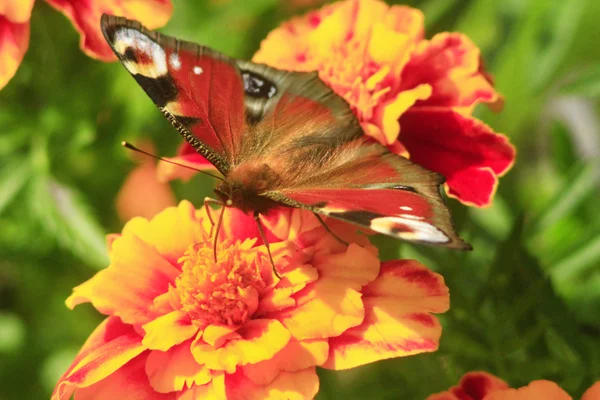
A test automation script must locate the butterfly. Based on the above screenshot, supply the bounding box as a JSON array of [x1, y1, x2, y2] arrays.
[[101, 15, 471, 253]]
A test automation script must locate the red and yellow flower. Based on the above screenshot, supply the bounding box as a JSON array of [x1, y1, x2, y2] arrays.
[[0, 0, 172, 90], [53, 201, 450, 399], [253, 0, 516, 207], [426, 371, 600, 400]]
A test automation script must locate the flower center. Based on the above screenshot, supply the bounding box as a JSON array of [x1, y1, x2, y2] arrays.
[[175, 242, 266, 327]]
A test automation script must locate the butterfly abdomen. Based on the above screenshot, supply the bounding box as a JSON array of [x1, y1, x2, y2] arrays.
[[215, 163, 282, 214]]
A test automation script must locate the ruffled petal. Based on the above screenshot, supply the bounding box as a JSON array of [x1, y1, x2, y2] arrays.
[[191, 319, 291, 373], [66, 231, 181, 325], [314, 243, 380, 291], [0, 16, 29, 90], [142, 310, 197, 351], [401, 33, 499, 110], [145, 341, 211, 393], [226, 367, 319, 400], [74, 353, 175, 400], [52, 317, 146, 400], [45, 0, 172, 61], [156, 142, 215, 182], [241, 339, 329, 385], [178, 373, 227, 400], [484, 380, 571, 400], [273, 278, 364, 340], [0, 0, 34, 23], [426, 371, 510, 400], [324, 260, 448, 369], [399, 108, 515, 207]]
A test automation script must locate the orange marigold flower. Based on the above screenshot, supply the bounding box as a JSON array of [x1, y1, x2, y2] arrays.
[[426, 371, 600, 400], [252, 0, 516, 207], [0, 0, 172, 90], [53, 201, 450, 399]]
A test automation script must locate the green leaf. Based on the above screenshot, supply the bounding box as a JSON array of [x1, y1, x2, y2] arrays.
[[29, 176, 109, 269], [0, 158, 30, 215], [551, 233, 600, 282], [560, 65, 600, 98]]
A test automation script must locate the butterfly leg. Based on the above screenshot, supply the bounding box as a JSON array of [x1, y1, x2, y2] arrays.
[[313, 213, 349, 246], [204, 197, 224, 238], [254, 211, 282, 279], [213, 204, 227, 262]]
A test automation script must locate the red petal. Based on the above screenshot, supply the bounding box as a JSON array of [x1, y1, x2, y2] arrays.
[[426, 371, 509, 400], [399, 108, 515, 207], [52, 317, 146, 400], [400, 33, 499, 109], [0, 0, 34, 23], [45, 0, 172, 61], [0, 16, 29, 90]]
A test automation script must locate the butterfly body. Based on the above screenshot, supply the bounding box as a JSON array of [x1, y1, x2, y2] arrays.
[[102, 15, 471, 250]]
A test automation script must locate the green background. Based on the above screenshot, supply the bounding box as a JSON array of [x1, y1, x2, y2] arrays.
[[1, 0, 599, 398]]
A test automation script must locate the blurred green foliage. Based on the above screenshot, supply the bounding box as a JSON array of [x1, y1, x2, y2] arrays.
[[0, 0, 599, 399]]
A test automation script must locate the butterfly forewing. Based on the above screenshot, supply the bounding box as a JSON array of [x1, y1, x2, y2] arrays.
[[101, 15, 471, 250]]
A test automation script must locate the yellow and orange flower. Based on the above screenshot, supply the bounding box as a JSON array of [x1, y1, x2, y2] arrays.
[[252, 0, 516, 207], [0, 0, 172, 90], [426, 371, 600, 400], [53, 201, 450, 399]]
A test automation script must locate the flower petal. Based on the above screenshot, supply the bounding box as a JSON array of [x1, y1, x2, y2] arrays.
[[485, 380, 571, 400], [0, 16, 29, 90], [399, 108, 515, 207], [74, 353, 175, 400], [191, 319, 291, 373], [116, 161, 176, 223], [273, 278, 364, 340], [178, 372, 227, 400], [401, 33, 499, 109], [45, 0, 172, 61], [226, 367, 319, 400], [156, 142, 215, 182], [426, 371, 510, 400], [582, 382, 600, 400], [52, 317, 146, 400], [314, 243, 380, 290], [145, 341, 211, 393], [142, 310, 197, 351], [0, 0, 34, 23], [242, 339, 328, 385], [324, 260, 449, 369], [66, 231, 181, 325]]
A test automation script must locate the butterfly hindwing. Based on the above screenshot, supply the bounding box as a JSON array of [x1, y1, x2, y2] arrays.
[[102, 15, 470, 250]]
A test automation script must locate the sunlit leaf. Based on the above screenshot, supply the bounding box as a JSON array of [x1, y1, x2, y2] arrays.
[[0, 158, 30, 215]]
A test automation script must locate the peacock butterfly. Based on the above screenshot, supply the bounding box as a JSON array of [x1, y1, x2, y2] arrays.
[[101, 15, 471, 251]]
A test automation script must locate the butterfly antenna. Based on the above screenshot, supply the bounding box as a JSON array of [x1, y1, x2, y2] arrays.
[[254, 212, 282, 279], [213, 203, 227, 262], [121, 141, 224, 182]]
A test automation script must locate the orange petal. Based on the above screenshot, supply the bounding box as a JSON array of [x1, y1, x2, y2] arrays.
[[0, 0, 34, 23], [202, 324, 241, 348], [145, 341, 211, 393], [401, 33, 499, 109], [116, 160, 176, 223], [191, 319, 291, 373], [74, 353, 175, 400], [142, 310, 197, 351], [0, 16, 29, 90], [485, 380, 571, 400], [582, 382, 600, 400], [66, 232, 181, 325], [324, 260, 449, 369], [426, 371, 509, 400], [52, 317, 146, 400], [226, 367, 319, 400], [314, 243, 380, 291], [242, 339, 328, 385], [45, 0, 172, 61], [273, 278, 364, 340], [178, 372, 226, 400]]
